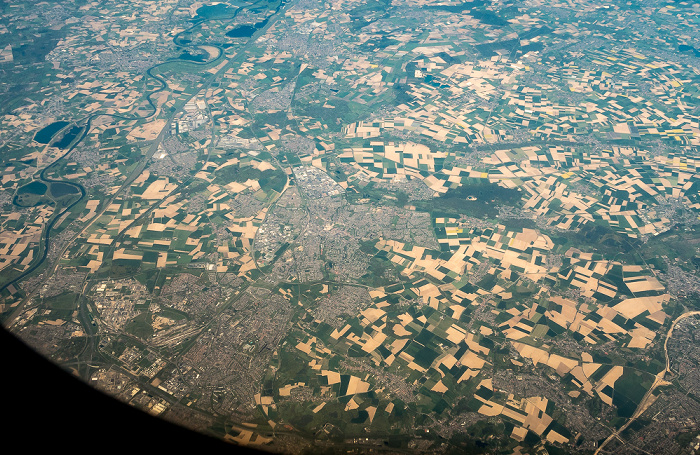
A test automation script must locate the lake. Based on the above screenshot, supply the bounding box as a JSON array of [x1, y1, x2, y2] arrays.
[[53, 125, 82, 149], [195, 3, 235, 20], [226, 25, 257, 38], [50, 182, 80, 197], [17, 180, 48, 195], [34, 121, 70, 144]]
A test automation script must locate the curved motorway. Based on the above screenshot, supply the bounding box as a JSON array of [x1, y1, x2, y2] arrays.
[[594, 310, 700, 454]]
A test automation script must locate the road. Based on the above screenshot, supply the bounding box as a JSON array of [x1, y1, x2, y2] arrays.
[[2, 0, 296, 328], [594, 310, 700, 454]]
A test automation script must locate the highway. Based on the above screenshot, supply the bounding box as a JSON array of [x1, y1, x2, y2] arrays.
[[2, 0, 291, 329], [594, 310, 700, 454]]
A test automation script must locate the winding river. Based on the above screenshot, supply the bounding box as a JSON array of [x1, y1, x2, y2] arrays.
[[0, 2, 272, 294]]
